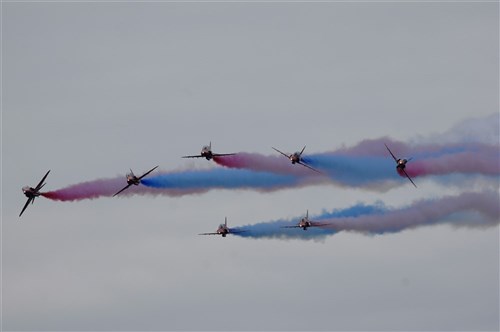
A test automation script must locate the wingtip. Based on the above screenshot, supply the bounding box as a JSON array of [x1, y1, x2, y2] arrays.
[[112, 190, 123, 197]]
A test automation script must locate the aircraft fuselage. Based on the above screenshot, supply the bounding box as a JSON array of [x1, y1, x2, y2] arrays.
[[396, 159, 408, 169], [290, 153, 301, 164], [126, 175, 141, 186], [298, 218, 311, 230], [217, 225, 229, 236], [200, 146, 214, 160], [201, 152, 213, 160], [22, 186, 40, 199]]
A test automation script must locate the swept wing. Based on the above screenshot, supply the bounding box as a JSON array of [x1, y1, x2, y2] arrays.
[[272, 147, 290, 158], [297, 161, 322, 173], [35, 170, 51, 191], [401, 168, 417, 188], [113, 183, 133, 197], [138, 165, 159, 180], [384, 143, 398, 162], [182, 154, 204, 158], [19, 197, 34, 217]]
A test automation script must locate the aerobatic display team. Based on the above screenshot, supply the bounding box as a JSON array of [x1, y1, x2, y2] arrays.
[[19, 114, 500, 241]]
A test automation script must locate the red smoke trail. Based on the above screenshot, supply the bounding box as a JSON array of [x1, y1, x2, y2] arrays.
[[41, 175, 212, 201], [324, 191, 500, 234], [213, 153, 319, 177], [406, 148, 500, 177]]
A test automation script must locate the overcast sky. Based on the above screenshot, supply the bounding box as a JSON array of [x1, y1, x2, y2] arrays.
[[2, 2, 499, 331]]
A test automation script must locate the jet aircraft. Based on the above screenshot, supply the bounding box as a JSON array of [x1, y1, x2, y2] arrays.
[[272, 146, 321, 173], [199, 217, 246, 237], [384, 143, 417, 188], [182, 142, 236, 160], [113, 165, 159, 197], [282, 210, 329, 230], [20, 170, 50, 217]]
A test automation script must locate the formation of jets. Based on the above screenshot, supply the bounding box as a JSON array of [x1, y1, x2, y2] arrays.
[[19, 142, 417, 224]]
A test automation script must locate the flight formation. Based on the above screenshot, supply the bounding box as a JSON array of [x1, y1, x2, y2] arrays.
[[18, 116, 500, 240], [19, 142, 414, 221]]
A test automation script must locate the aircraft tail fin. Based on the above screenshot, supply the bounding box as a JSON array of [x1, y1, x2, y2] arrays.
[[300, 145, 306, 156]]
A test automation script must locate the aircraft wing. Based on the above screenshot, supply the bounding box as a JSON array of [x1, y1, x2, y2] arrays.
[[212, 153, 236, 157], [113, 183, 133, 197], [401, 169, 417, 188], [384, 144, 398, 162], [19, 197, 33, 217], [35, 170, 51, 191], [297, 161, 322, 174], [198, 232, 220, 235], [138, 165, 159, 180], [281, 225, 301, 228], [272, 147, 290, 158], [182, 155, 203, 158]]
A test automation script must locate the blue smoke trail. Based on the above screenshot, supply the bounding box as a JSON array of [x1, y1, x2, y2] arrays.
[[233, 203, 386, 240], [232, 191, 499, 240], [303, 155, 397, 185], [141, 168, 299, 191]]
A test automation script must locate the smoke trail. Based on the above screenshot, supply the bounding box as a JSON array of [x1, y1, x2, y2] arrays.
[[214, 141, 499, 187], [312, 141, 499, 180], [405, 146, 500, 177], [232, 191, 500, 240], [42, 176, 165, 201], [43, 141, 498, 202], [213, 114, 499, 185], [42, 114, 499, 202], [424, 113, 499, 145], [141, 168, 299, 190], [42, 168, 301, 202]]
